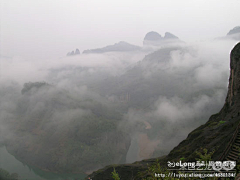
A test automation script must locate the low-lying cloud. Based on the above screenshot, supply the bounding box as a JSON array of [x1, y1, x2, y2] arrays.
[[0, 37, 239, 165]]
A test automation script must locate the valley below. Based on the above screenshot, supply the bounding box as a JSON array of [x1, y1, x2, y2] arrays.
[[1, 27, 240, 180]]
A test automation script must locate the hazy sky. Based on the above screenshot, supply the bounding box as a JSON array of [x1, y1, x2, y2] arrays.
[[0, 0, 239, 59]]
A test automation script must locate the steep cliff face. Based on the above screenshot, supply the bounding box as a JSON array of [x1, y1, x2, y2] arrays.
[[226, 42, 240, 107], [86, 42, 240, 180], [167, 42, 240, 162]]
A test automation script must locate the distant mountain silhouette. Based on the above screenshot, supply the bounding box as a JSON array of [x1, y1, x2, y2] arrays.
[[143, 31, 180, 46], [227, 26, 240, 36], [164, 32, 178, 39], [144, 31, 162, 41], [82, 41, 141, 54], [226, 26, 240, 40], [66, 48, 80, 56]]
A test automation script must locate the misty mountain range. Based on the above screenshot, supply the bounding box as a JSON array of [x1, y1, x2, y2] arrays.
[[65, 31, 181, 57], [0, 26, 240, 179], [83, 41, 141, 54], [65, 27, 240, 57], [67, 48, 80, 56]]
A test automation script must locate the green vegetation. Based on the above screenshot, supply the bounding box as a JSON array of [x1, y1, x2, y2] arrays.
[[112, 168, 120, 180], [137, 148, 219, 180], [195, 148, 215, 162], [0, 168, 18, 180], [206, 121, 218, 128], [217, 120, 226, 126], [206, 120, 226, 128], [179, 157, 186, 161], [138, 160, 175, 180], [193, 148, 233, 180]]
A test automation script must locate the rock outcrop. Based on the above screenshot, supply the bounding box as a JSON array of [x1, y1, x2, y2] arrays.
[[225, 42, 240, 107], [86, 42, 240, 180]]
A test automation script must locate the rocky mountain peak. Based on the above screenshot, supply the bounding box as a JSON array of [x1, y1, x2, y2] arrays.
[[227, 26, 240, 36], [226, 26, 240, 40], [75, 48, 80, 55], [66, 48, 80, 56], [143, 31, 162, 41], [143, 31, 180, 46], [164, 32, 178, 39]]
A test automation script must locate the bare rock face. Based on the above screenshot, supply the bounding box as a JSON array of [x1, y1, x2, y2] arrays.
[[86, 42, 240, 180], [226, 42, 240, 107]]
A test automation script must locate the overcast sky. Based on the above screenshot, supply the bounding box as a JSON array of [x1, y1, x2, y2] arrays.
[[0, 0, 239, 59]]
